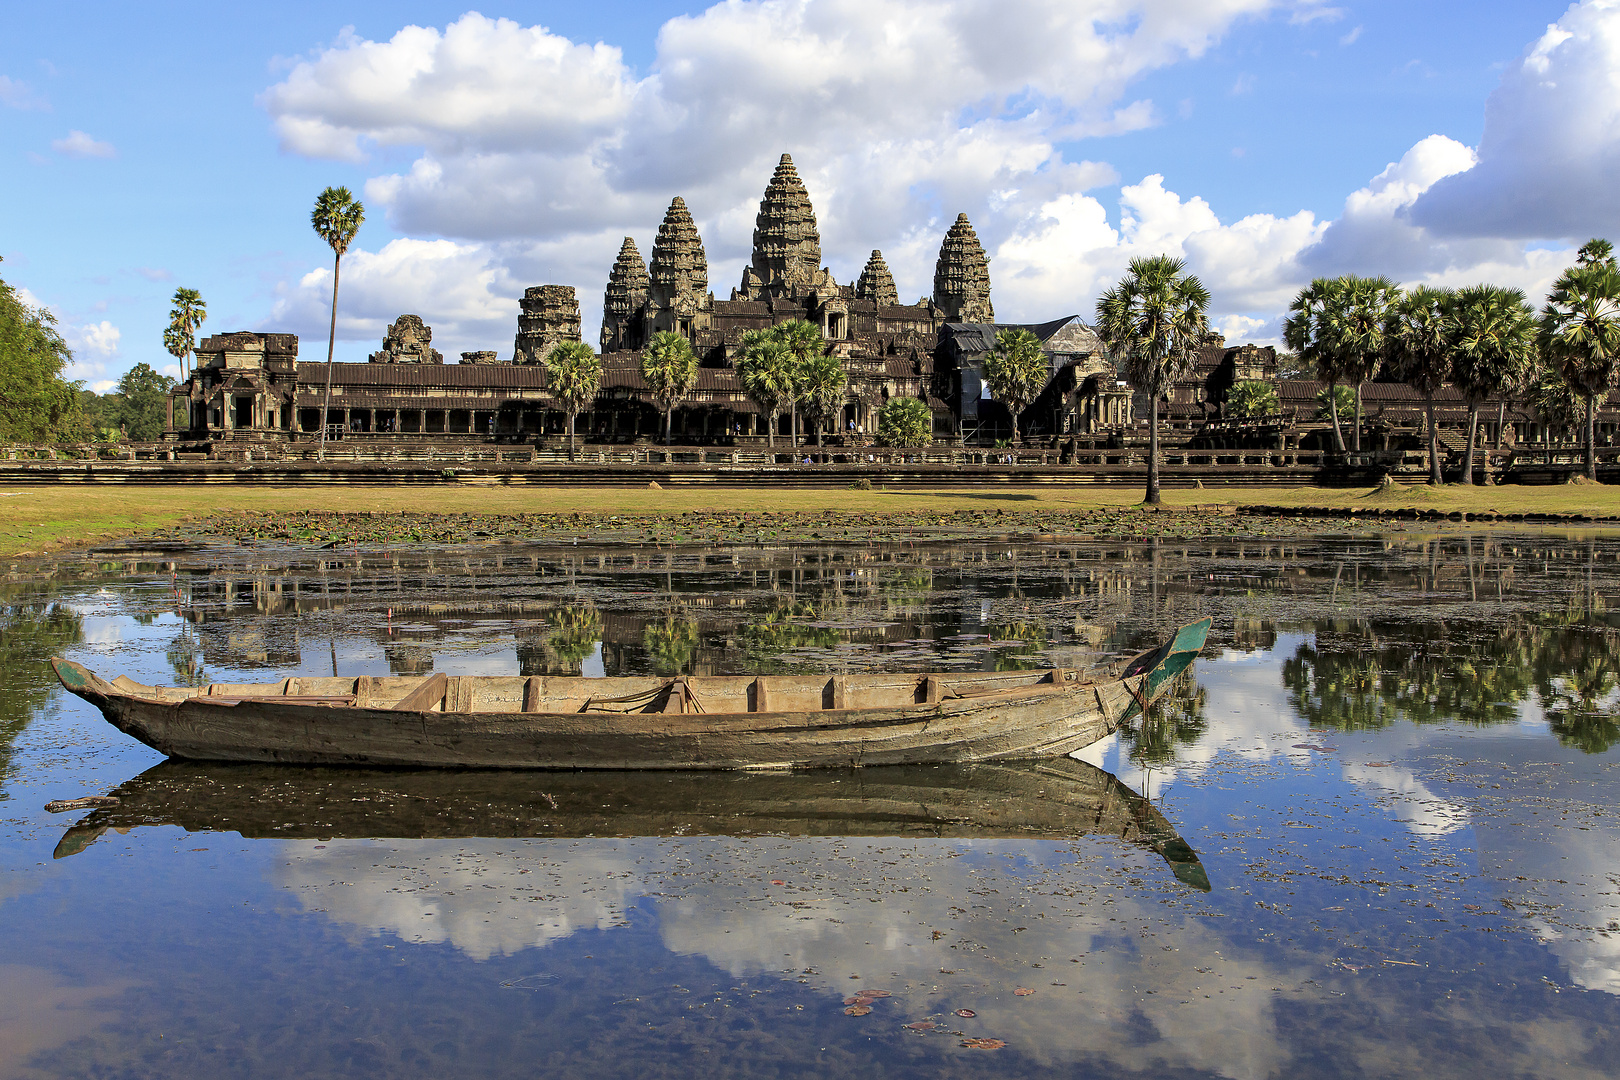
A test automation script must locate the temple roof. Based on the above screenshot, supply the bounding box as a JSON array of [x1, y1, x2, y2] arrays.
[[750, 153, 821, 292], [649, 196, 708, 296], [856, 250, 899, 307], [933, 213, 994, 323]]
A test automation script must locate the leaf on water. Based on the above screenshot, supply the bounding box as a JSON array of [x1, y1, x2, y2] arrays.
[[954, 1008, 976, 1018], [961, 1038, 1005, 1049], [1013, 987, 1035, 996], [844, 1005, 872, 1016]]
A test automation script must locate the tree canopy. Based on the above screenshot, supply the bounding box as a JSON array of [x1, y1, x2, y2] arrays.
[[164, 288, 206, 381], [1096, 254, 1209, 504], [1383, 285, 1454, 484], [640, 331, 699, 445], [1541, 257, 1620, 481], [735, 329, 795, 447], [544, 341, 601, 453], [0, 261, 80, 444], [877, 397, 931, 447], [983, 327, 1048, 445]]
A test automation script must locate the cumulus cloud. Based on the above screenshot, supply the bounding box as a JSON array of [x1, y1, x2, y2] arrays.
[[69, 320, 122, 357], [265, 237, 522, 355], [1411, 0, 1620, 240], [253, 0, 1610, 353], [50, 130, 115, 159]]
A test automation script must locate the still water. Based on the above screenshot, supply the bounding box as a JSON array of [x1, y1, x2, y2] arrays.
[[1, 532, 1618, 1078]]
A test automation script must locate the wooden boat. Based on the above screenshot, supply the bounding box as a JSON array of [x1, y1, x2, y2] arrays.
[[50, 756, 1211, 890], [50, 617, 1211, 771]]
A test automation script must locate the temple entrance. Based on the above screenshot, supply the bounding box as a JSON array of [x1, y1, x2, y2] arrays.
[[234, 396, 253, 430]]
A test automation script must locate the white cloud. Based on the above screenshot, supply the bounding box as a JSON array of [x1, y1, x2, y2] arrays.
[[1411, 0, 1620, 240], [0, 75, 47, 110], [266, 237, 521, 357], [50, 130, 115, 159], [251, 1, 1606, 355], [1338, 25, 1362, 46], [69, 320, 121, 358]]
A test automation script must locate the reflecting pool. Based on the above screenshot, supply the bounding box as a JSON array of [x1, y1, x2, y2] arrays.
[[1, 532, 1617, 1078]]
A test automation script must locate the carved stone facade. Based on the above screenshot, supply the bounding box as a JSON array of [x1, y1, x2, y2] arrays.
[[645, 197, 711, 340], [932, 214, 994, 323], [513, 285, 582, 366], [460, 351, 499, 365], [855, 250, 899, 307], [369, 314, 443, 365], [738, 154, 829, 300], [600, 237, 650, 352]]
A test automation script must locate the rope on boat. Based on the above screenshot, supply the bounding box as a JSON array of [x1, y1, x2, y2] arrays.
[[578, 679, 707, 714]]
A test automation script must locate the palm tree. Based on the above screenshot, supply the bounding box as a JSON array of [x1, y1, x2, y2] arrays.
[[1225, 380, 1277, 419], [1541, 262, 1620, 481], [798, 351, 846, 448], [1095, 254, 1210, 505], [544, 341, 601, 460], [735, 330, 793, 448], [640, 330, 699, 445], [1528, 361, 1584, 447], [1448, 285, 1538, 485], [1383, 286, 1454, 485], [1320, 275, 1398, 451], [163, 288, 206, 381], [983, 327, 1049, 446], [310, 186, 364, 461], [775, 319, 826, 447], [1285, 277, 1346, 452]]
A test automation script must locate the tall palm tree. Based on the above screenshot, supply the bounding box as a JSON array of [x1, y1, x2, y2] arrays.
[[1448, 285, 1538, 485], [1284, 278, 1345, 452], [983, 327, 1049, 446], [310, 186, 364, 461], [640, 330, 699, 445], [797, 351, 847, 448], [735, 330, 793, 448], [163, 287, 206, 381], [775, 319, 826, 447], [1320, 275, 1399, 451], [544, 341, 601, 460], [1540, 262, 1620, 481], [1095, 255, 1210, 505], [1383, 286, 1454, 485]]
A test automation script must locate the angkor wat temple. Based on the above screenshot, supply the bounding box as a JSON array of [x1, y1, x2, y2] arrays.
[[167, 153, 1603, 459]]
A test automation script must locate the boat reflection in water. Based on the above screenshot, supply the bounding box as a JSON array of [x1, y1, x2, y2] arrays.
[[54, 757, 1209, 890]]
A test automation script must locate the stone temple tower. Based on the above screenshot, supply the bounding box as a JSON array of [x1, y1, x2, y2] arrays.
[[932, 213, 994, 323], [741, 153, 825, 299], [647, 196, 711, 340], [601, 237, 650, 352], [513, 285, 582, 365], [855, 250, 899, 307]]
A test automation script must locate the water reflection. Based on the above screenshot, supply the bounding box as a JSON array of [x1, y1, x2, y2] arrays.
[[2, 532, 1620, 1077]]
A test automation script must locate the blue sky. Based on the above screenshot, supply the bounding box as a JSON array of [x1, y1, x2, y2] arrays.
[[2, 1, 1613, 390]]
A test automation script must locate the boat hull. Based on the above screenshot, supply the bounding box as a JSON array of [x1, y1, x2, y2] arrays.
[[51, 619, 1212, 771]]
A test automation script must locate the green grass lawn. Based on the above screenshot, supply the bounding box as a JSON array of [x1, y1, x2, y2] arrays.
[[0, 480, 1616, 558]]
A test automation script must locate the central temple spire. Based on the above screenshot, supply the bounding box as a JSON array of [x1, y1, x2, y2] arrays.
[[745, 153, 822, 298]]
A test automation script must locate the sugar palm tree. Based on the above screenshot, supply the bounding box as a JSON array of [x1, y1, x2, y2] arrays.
[[1095, 255, 1210, 505], [1540, 262, 1620, 481], [984, 327, 1049, 446], [1448, 285, 1538, 485], [311, 186, 364, 461], [775, 319, 826, 446], [544, 341, 601, 460], [1527, 361, 1583, 447], [163, 287, 206, 381], [1284, 278, 1345, 452], [1320, 275, 1398, 451], [798, 351, 846, 448], [640, 330, 699, 445], [1225, 380, 1278, 419], [735, 330, 793, 447], [1383, 286, 1454, 485]]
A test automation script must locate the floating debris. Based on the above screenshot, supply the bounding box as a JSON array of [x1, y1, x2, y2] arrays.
[[1013, 987, 1035, 996], [954, 1008, 976, 1018], [844, 1005, 872, 1016], [44, 795, 119, 813], [961, 1038, 1005, 1049]]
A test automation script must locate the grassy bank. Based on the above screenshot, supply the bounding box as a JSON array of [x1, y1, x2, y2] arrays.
[[1, 481, 1618, 558]]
